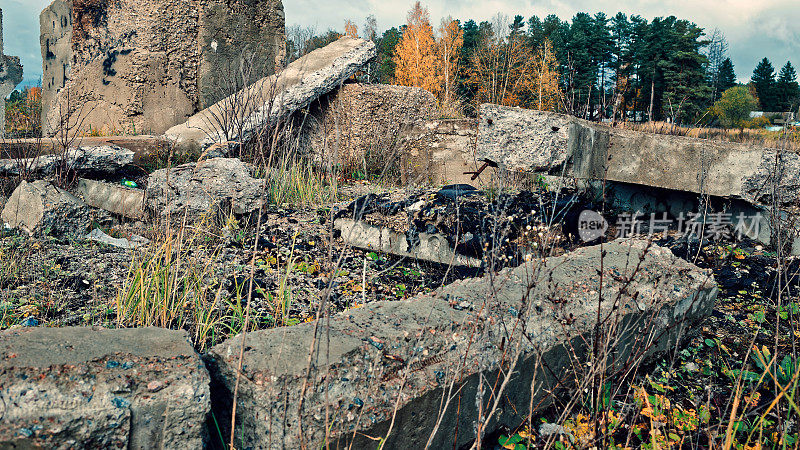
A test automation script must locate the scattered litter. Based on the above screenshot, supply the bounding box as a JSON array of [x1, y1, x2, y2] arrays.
[[19, 318, 38, 327]]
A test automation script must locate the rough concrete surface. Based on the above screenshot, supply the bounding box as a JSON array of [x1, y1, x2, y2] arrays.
[[40, 0, 286, 135], [478, 105, 572, 172], [0, 8, 24, 138], [165, 37, 376, 149], [1, 180, 111, 236], [77, 178, 145, 219], [0, 145, 134, 177], [398, 119, 500, 187], [477, 104, 800, 207], [146, 157, 264, 220], [0, 327, 210, 449], [301, 83, 438, 165], [207, 239, 717, 449]]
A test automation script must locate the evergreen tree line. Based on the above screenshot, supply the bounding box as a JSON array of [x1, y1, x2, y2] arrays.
[[288, 7, 800, 125]]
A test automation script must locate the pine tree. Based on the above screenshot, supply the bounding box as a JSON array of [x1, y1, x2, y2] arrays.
[[777, 61, 799, 112], [509, 15, 525, 38], [527, 15, 544, 50], [717, 58, 737, 92], [591, 12, 614, 118], [751, 57, 777, 111], [376, 27, 401, 83], [660, 19, 711, 124]]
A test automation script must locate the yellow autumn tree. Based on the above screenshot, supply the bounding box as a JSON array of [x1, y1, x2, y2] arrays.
[[531, 39, 563, 112], [344, 20, 359, 39], [393, 2, 440, 96], [437, 17, 463, 111]]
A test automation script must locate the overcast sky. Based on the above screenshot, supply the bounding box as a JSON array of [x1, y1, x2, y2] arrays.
[[3, 0, 798, 86]]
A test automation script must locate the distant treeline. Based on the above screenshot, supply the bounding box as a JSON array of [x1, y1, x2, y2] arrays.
[[286, 3, 799, 124]]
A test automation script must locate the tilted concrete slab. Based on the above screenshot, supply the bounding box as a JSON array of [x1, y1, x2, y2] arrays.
[[164, 37, 376, 150], [0, 327, 210, 449], [77, 178, 145, 219], [477, 104, 800, 207], [335, 217, 483, 267], [207, 239, 716, 449]]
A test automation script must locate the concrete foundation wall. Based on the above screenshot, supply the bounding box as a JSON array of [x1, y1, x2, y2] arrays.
[[398, 119, 500, 187], [40, 0, 285, 136], [302, 83, 439, 167]]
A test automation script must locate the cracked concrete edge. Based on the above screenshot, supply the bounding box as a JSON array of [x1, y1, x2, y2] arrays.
[[207, 239, 717, 449]]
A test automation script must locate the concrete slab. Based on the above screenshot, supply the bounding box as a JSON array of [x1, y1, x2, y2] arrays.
[[477, 104, 800, 208], [165, 37, 376, 150], [1, 180, 110, 236], [207, 239, 717, 449], [0, 327, 210, 449]]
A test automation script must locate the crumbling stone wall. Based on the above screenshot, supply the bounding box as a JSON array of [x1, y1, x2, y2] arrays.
[[398, 119, 498, 187], [39, 0, 72, 124], [303, 83, 439, 169], [40, 0, 285, 136], [1, 8, 24, 137]]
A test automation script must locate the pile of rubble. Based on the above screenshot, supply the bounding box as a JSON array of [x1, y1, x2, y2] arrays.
[[8, 7, 792, 446]]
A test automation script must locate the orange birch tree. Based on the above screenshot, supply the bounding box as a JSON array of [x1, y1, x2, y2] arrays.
[[437, 17, 463, 111], [344, 20, 359, 39], [393, 2, 440, 96], [531, 39, 563, 111]]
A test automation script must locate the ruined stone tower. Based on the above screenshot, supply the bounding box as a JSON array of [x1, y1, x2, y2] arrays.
[[0, 8, 24, 138], [40, 0, 285, 136]]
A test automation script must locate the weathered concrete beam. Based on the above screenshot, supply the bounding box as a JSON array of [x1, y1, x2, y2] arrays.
[[335, 217, 483, 267], [0, 327, 210, 449], [0, 145, 134, 176], [477, 104, 800, 208], [207, 239, 717, 449], [165, 37, 377, 150], [77, 178, 145, 219]]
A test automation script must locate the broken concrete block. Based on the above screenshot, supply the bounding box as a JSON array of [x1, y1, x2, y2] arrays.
[[398, 119, 495, 187], [478, 105, 573, 172], [0, 327, 210, 449], [300, 83, 439, 165], [477, 104, 800, 208], [335, 217, 482, 267], [146, 157, 264, 220], [1, 180, 110, 236], [207, 239, 717, 449], [165, 36, 376, 149], [77, 178, 145, 219], [0, 145, 135, 177], [0, 8, 23, 138]]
